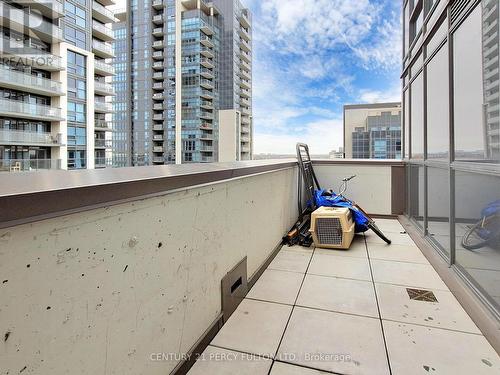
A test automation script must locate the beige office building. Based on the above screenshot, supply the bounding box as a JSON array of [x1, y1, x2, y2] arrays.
[[343, 102, 402, 159]]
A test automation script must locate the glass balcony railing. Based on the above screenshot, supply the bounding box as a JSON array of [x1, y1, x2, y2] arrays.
[[94, 157, 113, 168], [0, 158, 61, 172], [94, 60, 115, 75], [94, 119, 112, 131], [92, 1, 116, 23], [0, 36, 64, 71], [0, 3, 64, 42], [94, 101, 113, 112], [92, 39, 114, 58], [94, 80, 115, 95], [0, 65, 64, 96], [0, 98, 63, 121], [0, 129, 62, 145], [92, 20, 114, 40]]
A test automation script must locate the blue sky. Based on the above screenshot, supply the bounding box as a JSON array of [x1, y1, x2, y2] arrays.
[[245, 0, 402, 154]]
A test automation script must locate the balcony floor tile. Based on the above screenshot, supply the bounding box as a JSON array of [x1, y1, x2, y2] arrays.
[[308, 252, 372, 281], [189, 345, 272, 375], [365, 230, 416, 246], [383, 321, 499, 374], [277, 307, 390, 374], [210, 298, 292, 358], [376, 283, 481, 333], [268, 248, 312, 274], [371, 259, 449, 291], [367, 242, 429, 264], [246, 269, 304, 305], [296, 274, 379, 318], [189, 219, 497, 375]]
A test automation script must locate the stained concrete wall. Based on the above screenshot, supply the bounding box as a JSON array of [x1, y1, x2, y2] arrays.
[[0, 167, 297, 374]]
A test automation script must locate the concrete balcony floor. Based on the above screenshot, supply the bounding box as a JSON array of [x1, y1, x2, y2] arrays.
[[189, 219, 499, 375]]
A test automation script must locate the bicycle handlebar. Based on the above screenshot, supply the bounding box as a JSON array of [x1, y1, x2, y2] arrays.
[[342, 175, 357, 182]]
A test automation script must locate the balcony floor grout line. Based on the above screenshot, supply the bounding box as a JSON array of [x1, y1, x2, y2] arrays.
[[266, 245, 316, 375], [365, 232, 393, 375], [379, 317, 485, 336]]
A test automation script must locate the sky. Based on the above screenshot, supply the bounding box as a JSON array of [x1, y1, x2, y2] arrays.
[[244, 0, 403, 154]]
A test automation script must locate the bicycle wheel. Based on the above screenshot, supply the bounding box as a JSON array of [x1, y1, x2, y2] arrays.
[[367, 221, 392, 245], [461, 221, 494, 250]]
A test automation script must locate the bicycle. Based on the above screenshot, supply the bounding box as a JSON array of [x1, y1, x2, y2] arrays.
[[461, 200, 500, 250]]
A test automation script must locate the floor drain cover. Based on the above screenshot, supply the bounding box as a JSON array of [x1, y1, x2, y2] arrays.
[[406, 288, 438, 302]]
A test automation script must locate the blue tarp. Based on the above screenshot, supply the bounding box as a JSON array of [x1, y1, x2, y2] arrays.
[[313, 189, 370, 233]]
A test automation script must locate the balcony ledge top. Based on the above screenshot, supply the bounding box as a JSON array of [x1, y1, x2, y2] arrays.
[[0, 159, 404, 229]]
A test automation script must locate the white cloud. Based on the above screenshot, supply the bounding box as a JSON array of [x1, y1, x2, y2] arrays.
[[254, 118, 343, 154], [358, 83, 401, 104]]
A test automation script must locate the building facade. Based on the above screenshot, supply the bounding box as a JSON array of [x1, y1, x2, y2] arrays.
[[112, 0, 252, 166], [0, 0, 117, 172], [344, 103, 402, 159], [402, 0, 499, 318]]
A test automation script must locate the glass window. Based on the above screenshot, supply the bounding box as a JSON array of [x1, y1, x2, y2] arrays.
[[404, 89, 409, 158], [404, 3, 410, 55], [427, 167, 450, 256], [455, 171, 500, 310], [65, 2, 86, 28], [453, 4, 499, 163], [427, 43, 449, 159], [67, 102, 86, 123], [67, 51, 86, 77], [411, 72, 424, 158], [65, 26, 86, 50], [409, 164, 424, 228]]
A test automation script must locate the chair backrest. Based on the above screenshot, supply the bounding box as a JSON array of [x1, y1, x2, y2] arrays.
[[296, 143, 321, 216]]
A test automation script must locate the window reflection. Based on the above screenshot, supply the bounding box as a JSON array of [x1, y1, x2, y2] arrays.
[[455, 171, 500, 310]]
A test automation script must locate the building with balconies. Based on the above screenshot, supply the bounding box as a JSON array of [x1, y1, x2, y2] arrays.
[[213, 0, 253, 161], [0, 0, 117, 172], [112, 0, 252, 166]]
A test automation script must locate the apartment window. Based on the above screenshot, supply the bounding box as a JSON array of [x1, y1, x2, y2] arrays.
[[67, 51, 86, 77], [65, 26, 86, 50], [410, 0, 424, 42], [67, 126, 86, 146], [453, 4, 498, 162], [67, 150, 86, 169], [426, 43, 449, 159], [410, 72, 424, 159], [67, 102, 86, 123], [67, 77, 86, 99], [65, 2, 86, 28]]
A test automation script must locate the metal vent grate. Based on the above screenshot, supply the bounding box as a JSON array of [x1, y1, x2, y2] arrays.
[[316, 217, 342, 245], [450, 0, 471, 25], [406, 288, 438, 302]]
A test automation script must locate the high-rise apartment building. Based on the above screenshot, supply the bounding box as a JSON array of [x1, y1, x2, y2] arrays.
[[112, 0, 252, 166], [402, 0, 499, 316], [0, 0, 117, 172], [343, 103, 402, 159]]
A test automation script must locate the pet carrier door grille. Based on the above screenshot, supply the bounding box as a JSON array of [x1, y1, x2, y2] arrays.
[[316, 217, 343, 245]]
